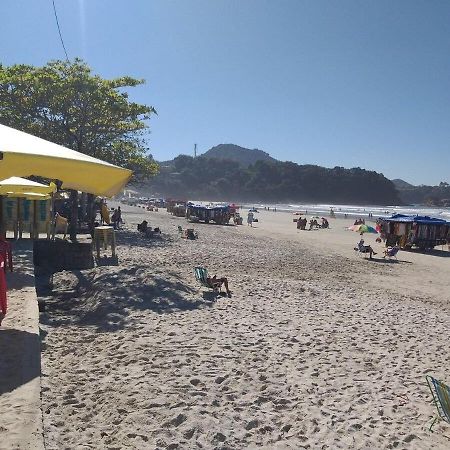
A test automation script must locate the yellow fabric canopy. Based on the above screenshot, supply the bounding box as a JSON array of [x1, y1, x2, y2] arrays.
[[0, 176, 56, 196], [4, 192, 51, 200], [0, 124, 132, 197]]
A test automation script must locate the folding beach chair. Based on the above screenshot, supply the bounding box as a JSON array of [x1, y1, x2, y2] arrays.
[[383, 246, 399, 260], [426, 375, 450, 431], [194, 267, 221, 294]]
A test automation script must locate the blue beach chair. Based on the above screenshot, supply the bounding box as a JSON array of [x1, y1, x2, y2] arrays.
[[383, 246, 400, 260], [426, 375, 450, 431]]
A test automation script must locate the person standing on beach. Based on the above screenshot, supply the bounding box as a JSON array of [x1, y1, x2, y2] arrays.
[[247, 211, 254, 227]]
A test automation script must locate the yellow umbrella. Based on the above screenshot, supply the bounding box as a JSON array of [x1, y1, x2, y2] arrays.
[[4, 192, 52, 200], [0, 124, 132, 197], [0, 176, 56, 196]]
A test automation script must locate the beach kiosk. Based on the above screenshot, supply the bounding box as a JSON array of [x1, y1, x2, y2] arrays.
[[186, 202, 231, 225], [0, 177, 55, 239], [379, 214, 450, 250]]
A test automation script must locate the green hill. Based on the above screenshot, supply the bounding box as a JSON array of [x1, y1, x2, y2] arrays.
[[147, 150, 401, 205], [201, 144, 277, 167]]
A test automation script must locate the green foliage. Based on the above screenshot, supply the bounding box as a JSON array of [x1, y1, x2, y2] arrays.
[[148, 156, 401, 205], [0, 59, 158, 179], [202, 144, 276, 167], [396, 182, 450, 206]]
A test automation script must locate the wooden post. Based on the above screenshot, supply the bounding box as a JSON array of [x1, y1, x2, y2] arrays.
[[16, 198, 21, 240], [69, 190, 78, 242], [32, 200, 38, 240], [87, 193, 95, 237]]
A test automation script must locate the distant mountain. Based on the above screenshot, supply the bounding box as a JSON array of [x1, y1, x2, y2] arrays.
[[392, 179, 415, 189], [145, 150, 401, 204], [201, 144, 277, 167], [393, 180, 450, 206]]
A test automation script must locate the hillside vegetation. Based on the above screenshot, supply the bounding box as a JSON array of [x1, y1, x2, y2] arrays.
[[395, 181, 450, 206], [149, 152, 400, 205], [202, 144, 276, 167]]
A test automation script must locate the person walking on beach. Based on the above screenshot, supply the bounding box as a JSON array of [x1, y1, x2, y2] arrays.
[[247, 211, 254, 227]]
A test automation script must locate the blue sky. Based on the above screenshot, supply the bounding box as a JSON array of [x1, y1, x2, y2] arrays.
[[2, 0, 450, 185]]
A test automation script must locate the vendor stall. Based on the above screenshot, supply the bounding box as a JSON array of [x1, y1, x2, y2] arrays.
[[378, 214, 450, 250], [186, 202, 231, 225]]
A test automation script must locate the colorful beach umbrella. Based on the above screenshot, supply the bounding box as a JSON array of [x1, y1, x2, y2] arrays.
[[0, 124, 132, 197], [348, 224, 378, 234]]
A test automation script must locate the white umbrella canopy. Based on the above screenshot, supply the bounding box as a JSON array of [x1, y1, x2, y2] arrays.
[[0, 124, 132, 197]]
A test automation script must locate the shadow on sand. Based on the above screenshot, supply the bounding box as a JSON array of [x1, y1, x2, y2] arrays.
[[0, 329, 41, 395], [368, 258, 413, 264], [39, 266, 214, 332], [5, 239, 35, 290], [115, 228, 175, 249], [402, 248, 450, 258]]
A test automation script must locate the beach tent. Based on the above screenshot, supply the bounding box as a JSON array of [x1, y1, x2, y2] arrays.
[[0, 176, 56, 198], [0, 124, 132, 197]]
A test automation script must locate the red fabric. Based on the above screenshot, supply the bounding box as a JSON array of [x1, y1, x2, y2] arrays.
[[0, 240, 13, 272], [0, 254, 7, 315]]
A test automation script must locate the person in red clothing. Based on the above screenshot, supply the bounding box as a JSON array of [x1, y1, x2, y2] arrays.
[[0, 254, 7, 326]]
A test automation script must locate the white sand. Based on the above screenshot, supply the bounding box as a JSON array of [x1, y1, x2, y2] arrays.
[[38, 205, 450, 448], [0, 240, 44, 450]]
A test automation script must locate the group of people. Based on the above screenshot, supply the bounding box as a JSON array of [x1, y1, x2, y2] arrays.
[[100, 202, 123, 229], [296, 217, 329, 230]]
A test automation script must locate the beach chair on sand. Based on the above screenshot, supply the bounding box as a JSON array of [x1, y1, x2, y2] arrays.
[[194, 267, 221, 294], [383, 246, 399, 260], [426, 376, 450, 431]]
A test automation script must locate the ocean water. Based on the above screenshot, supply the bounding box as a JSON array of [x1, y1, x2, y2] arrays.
[[245, 203, 450, 220]]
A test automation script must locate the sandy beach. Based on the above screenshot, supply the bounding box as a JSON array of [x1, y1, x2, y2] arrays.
[[0, 240, 43, 450], [34, 204, 450, 449]]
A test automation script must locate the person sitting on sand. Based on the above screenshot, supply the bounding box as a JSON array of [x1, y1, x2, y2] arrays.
[[138, 220, 153, 237], [137, 220, 149, 233], [355, 238, 377, 259], [207, 274, 232, 298]]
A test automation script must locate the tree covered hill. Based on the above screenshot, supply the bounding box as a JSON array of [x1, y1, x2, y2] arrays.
[[201, 144, 277, 167], [147, 153, 401, 205], [394, 181, 450, 206]]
